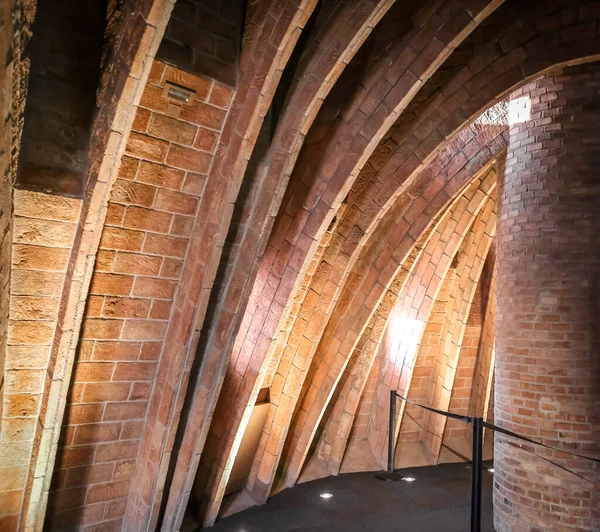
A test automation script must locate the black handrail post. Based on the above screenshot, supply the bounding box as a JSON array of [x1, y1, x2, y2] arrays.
[[388, 389, 396, 473], [471, 417, 483, 532], [376, 390, 403, 481]]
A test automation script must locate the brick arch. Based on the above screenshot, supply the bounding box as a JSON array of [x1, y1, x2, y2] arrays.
[[315, 224, 432, 476], [433, 246, 497, 458], [469, 251, 496, 421], [251, 118, 508, 496], [343, 0, 600, 232], [368, 179, 497, 467], [180, 1, 503, 519], [118, 3, 323, 530], [316, 180, 496, 475], [286, 168, 497, 481], [165, 1, 399, 525], [417, 190, 496, 461], [238, 0, 600, 495]]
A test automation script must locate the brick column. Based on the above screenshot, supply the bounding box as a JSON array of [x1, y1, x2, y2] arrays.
[[494, 65, 600, 532]]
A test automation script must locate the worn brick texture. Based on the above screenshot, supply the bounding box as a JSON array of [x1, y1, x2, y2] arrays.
[[2, 191, 81, 531], [495, 65, 600, 531], [43, 60, 231, 532], [0, 2, 37, 528], [157, 0, 243, 87], [6, 1, 600, 530]]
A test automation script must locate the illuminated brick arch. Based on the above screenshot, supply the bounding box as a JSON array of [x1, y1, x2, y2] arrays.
[[6, 1, 600, 530]]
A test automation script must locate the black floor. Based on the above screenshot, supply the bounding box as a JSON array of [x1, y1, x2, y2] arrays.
[[205, 462, 495, 531]]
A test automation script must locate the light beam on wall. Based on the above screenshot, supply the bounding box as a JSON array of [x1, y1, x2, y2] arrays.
[[508, 96, 531, 125], [473, 96, 531, 127]]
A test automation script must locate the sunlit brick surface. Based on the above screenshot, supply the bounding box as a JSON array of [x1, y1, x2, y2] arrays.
[[495, 65, 600, 532]]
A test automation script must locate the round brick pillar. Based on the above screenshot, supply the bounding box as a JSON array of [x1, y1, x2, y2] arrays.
[[494, 64, 600, 532]]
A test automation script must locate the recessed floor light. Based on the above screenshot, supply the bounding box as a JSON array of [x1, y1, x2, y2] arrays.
[[402, 476, 416, 482], [320, 492, 333, 499]]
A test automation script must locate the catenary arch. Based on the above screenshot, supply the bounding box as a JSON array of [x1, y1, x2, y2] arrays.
[[180, 0, 600, 525]]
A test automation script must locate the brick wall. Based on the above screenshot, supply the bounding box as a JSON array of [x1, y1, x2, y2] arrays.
[[495, 65, 600, 531], [469, 248, 496, 423], [157, 0, 243, 87], [44, 59, 232, 531], [400, 271, 455, 444], [1, 191, 81, 531], [444, 283, 483, 442]]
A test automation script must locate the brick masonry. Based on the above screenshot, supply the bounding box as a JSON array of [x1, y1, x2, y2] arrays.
[[495, 65, 600, 531], [44, 60, 232, 531], [157, 0, 243, 87], [4, 1, 600, 530]]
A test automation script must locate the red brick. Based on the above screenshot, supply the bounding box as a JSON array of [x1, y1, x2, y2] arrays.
[[125, 132, 169, 162], [103, 402, 147, 421], [0, 515, 18, 531], [148, 113, 197, 145], [122, 206, 172, 233], [81, 319, 124, 340], [143, 234, 189, 257], [65, 463, 114, 488], [92, 342, 141, 361], [164, 66, 212, 99], [160, 257, 183, 278], [136, 161, 185, 189], [118, 156, 139, 180], [90, 273, 134, 296], [166, 144, 212, 173], [209, 83, 233, 108], [154, 189, 198, 215], [105, 203, 125, 226], [112, 460, 136, 480], [139, 342, 162, 360], [111, 179, 157, 207], [81, 383, 130, 403], [179, 100, 226, 129], [121, 320, 168, 341], [73, 362, 114, 383], [86, 480, 131, 504], [65, 404, 104, 425], [495, 67, 600, 530], [73, 423, 121, 445], [102, 297, 150, 318], [95, 441, 138, 463], [112, 252, 162, 276], [194, 128, 219, 151], [59, 446, 96, 468], [129, 382, 152, 401], [132, 277, 177, 299], [112, 362, 157, 381], [99, 227, 145, 252], [132, 108, 151, 132], [0, 491, 22, 515], [104, 499, 127, 520], [150, 300, 172, 320], [182, 173, 206, 195], [120, 420, 144, 440], [170, 215, 194, 236], [95, 250, 116, 271], [139, 84, 168, 113], [52, 502, 106, 528]]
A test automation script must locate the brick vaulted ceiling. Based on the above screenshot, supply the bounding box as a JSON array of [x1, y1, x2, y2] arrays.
[[0, 0, 599, 531]]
